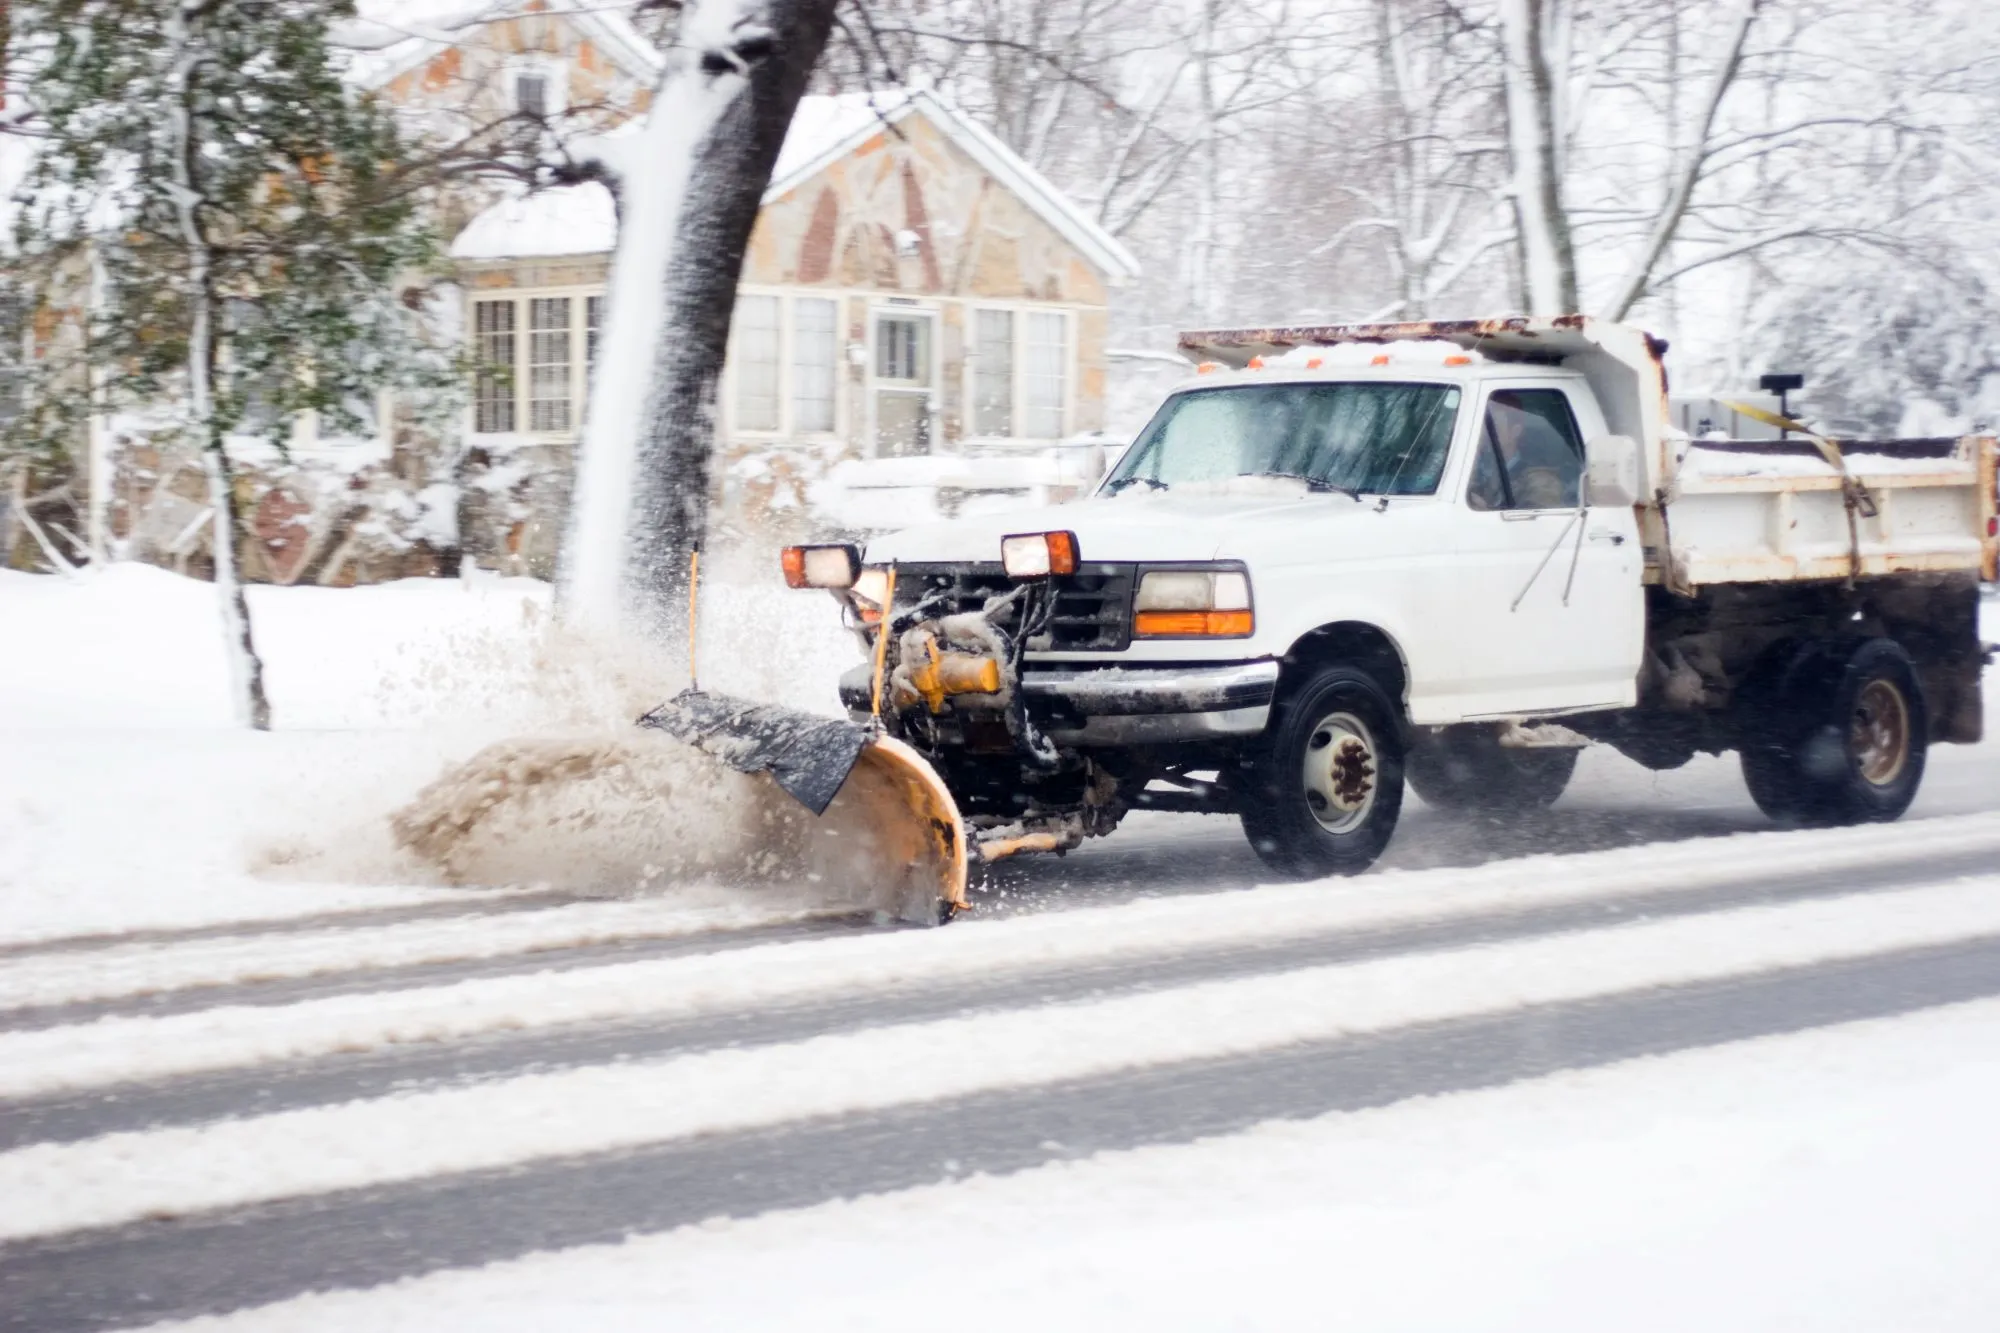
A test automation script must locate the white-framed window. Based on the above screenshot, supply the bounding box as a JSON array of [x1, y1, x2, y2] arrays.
[[473, 298, 516, 434], [732, 294, 782, 431], [0, 286, 26, 429], [792, 297, 838, 433], [469, 288, 598, 436], [528, 296, 572, 432], [508, 58, 566, 118], [726, 290, 846, 438], [586, 294, 605, 377], [971, 308, 1013, 436], [965, 304, 1072, 441], [1023, 311, 1068, 439]]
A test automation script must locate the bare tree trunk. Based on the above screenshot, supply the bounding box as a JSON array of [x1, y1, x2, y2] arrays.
[[1499, 0, 1577, 314], [563, 0, 840, 642], [167, 0, 271, 729]]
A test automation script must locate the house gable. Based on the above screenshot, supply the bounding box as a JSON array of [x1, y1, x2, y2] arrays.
[[754, 90, 1139, 297], [349, 0, 659, 126]]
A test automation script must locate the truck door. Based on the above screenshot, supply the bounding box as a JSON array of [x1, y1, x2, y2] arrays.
[[1447, 385, 1644, 717]]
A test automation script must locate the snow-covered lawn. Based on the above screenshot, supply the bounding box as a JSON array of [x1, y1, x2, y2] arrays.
[[0, 563, 855, 944], [154, 995, 2000, 1332]]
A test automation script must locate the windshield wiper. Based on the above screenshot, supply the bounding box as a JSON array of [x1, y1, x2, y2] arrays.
[[1255, 471, 1364, 502], [1105, 475, 1169, 494]]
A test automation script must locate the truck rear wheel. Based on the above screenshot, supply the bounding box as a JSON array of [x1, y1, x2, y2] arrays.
[[1240, 664, 1404, 878], [1405, 729, 1577, 814], [1738, 637, 1927, 826]]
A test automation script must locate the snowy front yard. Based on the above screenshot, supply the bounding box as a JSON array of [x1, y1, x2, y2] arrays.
[[0, 564, 856, 943]]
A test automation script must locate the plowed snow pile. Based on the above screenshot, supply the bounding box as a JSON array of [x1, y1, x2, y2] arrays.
[[384, 730, 909, 916]]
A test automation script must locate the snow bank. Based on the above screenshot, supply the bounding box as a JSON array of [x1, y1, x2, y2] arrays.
[[0, 563, 864, 943]]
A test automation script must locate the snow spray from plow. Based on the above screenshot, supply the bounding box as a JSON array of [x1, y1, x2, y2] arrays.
[[632, 549, 969, 925], [639, 690, 968, 924], [385, 551, 967, 925]]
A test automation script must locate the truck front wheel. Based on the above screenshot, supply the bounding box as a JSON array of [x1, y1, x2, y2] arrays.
[[1738, 637, 1928, 826], [1240, 664, 1405, 877]]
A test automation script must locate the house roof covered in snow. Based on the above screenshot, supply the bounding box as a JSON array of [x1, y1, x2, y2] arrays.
[[450, 87, 1142, 284], [451, 179, 616, 260]]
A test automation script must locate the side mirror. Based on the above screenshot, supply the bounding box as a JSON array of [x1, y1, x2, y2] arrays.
[[1586, 434, 1642, 507]]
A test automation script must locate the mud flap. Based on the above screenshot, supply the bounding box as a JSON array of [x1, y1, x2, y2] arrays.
[[640, 690, 968, 923]]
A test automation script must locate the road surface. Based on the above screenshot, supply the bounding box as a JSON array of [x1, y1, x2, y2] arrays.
[[2, 736, 1998, 1331]]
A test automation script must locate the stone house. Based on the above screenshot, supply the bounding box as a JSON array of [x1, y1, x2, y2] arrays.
[[445, 78, 1140, 560]]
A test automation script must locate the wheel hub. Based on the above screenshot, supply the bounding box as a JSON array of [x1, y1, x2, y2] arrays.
[[1850, 678, 1911, 786], [1301, 711, 1377, 832]]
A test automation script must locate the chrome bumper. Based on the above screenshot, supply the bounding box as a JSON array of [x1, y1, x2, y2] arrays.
[[840, 658, 1280, 747], [1023, 660, 1279, 745]]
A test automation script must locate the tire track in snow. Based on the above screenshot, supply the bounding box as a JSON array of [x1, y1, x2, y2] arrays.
[[7, 936, 2000, 1333], [0, 910, 872, 1033], [0, 887, 586, 963], [5, 840, 1997, 1151], [7, 877, 2000, 1247]]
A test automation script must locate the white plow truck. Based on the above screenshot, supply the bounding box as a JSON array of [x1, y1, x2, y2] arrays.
[[783, 317, 1999, 879]]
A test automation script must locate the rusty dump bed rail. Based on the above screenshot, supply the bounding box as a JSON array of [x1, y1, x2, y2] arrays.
[[1177, 316, 2000, 591]]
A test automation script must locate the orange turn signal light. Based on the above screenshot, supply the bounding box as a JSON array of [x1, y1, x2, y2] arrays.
[[781, 544, 862, 589], [1370, 354, 1391, 366], [1443, 354, 1473, 366], [1000, 530, 1080, 578], [1134, 609, 1255, 638]]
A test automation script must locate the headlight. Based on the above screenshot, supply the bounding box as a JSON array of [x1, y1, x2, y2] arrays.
[[781, 544, 861, 589], [1133, 568, 1253, 638], [1000, 530, 1080, 579], [851, 566, 891, 624]]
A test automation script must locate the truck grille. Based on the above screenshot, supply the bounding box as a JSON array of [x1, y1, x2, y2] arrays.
[[896, 562, 1135, 652]]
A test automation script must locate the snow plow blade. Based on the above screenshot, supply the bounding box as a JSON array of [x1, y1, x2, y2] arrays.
[[640, 690, 968, 923]]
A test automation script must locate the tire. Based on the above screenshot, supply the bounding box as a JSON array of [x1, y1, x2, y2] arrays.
[[1240, 664, 1405, 878], [1738, 637, 1928, 826], [1405, 728, 1578, 813]]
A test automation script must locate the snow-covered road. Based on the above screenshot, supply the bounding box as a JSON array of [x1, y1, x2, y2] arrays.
[[5, 811, 2000, 1328]]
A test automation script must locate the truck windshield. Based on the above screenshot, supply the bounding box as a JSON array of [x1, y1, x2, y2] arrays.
[[1105, 381, 1462, 497]]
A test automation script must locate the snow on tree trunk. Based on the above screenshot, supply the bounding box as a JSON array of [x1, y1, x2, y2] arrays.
[[1499, 0, 1578, 316], [561, 0, 840, 642], [166, 0, 271, 731]]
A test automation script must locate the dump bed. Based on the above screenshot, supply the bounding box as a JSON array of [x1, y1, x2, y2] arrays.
[[1179, 316, 2000, 592]]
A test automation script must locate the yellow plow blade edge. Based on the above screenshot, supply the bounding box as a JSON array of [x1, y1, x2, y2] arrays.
[[835, 735, 970, 924], [641, 691, 968, 925]]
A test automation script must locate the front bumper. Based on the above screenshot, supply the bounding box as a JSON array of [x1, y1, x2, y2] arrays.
[[841, 659, 1280, 747]]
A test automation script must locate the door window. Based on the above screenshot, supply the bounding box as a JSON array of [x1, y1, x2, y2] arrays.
[[1468, 389, 1585, 511], [875, 316, 928, 383], [873, 314, 933, 457]]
